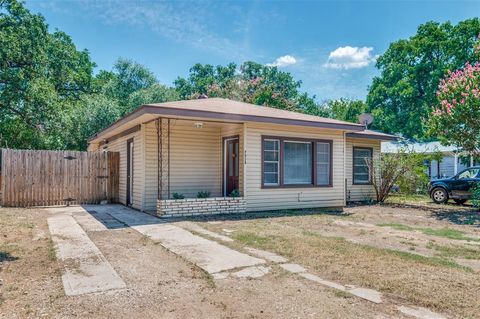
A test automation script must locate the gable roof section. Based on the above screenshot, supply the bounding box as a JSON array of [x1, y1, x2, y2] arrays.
[[89, 98, 366, 143]]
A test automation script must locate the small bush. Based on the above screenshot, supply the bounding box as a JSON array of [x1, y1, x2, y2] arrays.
[[471, 184, 480, 208], [172, 192, 185, 200], [229, 189, 240, 198], [196, 191, 211, 198]]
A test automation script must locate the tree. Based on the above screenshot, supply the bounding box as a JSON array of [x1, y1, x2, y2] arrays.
[[322, 99, 367, 123], [0, 0, 95, 149], [367, 19, 480, 140], [428, 61, 480, 154], [366, 150, 428, 202], [174, 61, 321, 114]]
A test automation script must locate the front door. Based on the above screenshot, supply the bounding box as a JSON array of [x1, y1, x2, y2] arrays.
[[225, 138, 239, 196], [126, 139, 134, 206]]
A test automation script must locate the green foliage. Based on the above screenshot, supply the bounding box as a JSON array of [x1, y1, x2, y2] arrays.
[[321, 99, 367, 123], [174, 61, 323, 114], [172, 192, 185, 200], [0, 0, 95, 149], [471, 184, 480, 208], [196, 191, 211, 198], [229, 189, 240, 198], [428, 60, 480, 154], [395, 152, 438, 194], [367, 19, 480, 140]]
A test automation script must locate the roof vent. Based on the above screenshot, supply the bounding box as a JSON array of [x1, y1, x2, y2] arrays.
[[198, 93, 208, 99]]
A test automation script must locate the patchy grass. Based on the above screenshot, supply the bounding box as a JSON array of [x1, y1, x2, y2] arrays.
[[378, 223, 480, 242], [386, 194, 431, 204], [378, 223, 415, 231], [220, 215, 480, 318], [427, 242, 480, 260]]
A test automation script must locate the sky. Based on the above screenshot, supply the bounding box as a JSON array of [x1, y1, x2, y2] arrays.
[[27, 0, 480, 101]]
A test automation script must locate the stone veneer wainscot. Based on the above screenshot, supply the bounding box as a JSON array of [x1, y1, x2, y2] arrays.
[[157, 197, 246, 217]]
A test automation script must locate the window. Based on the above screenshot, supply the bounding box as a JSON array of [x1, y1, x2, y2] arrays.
[[458, 168, 480, 179], [316, 142, 331, 186], [284, 141, 312, 184], [263, 139, 280, 186], [262, 136, 332, 188], [353, 147, 372, 184]]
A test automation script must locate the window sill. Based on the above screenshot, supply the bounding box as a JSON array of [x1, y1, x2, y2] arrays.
[[261, 184, 333, 189], [352, 182, 373, 186]]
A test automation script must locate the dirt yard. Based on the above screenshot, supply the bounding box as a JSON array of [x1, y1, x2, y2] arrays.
[[196, 203, 480, 319], [0, 203, 479, 318]]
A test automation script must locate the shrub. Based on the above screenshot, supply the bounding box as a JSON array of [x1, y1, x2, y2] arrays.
[[196, 191, 211, 198], [471, 184, 480, 208], [172, 192, 185, 200], [229, 189, 240, 198]]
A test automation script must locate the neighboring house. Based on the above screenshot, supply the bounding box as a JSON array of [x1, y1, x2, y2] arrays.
[[88, 98, 396, 216], [381, 141, 477, 180]]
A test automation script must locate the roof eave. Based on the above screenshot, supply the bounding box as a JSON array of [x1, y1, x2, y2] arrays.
[[346, 132, 398, 141], [89, 104, 365, 143]]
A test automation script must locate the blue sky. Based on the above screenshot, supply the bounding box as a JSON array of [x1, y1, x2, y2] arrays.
[[27, 0, 480, 101]]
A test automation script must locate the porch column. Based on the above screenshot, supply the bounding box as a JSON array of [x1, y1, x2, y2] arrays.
[[454, 153, 458, 175], [471, 156, 474, 167], [156, 118, 171, 200]]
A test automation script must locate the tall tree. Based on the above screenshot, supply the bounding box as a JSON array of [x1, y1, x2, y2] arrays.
[[174, 61, 322, 114], [0, 0, 95, 149], [322, 99, 367, 123], [367, 19, 480, 140]]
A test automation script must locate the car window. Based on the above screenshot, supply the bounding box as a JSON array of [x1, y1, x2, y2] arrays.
[[458, 168, 480, 179]]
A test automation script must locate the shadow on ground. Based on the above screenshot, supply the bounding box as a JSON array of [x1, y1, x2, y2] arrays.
[[80, 204, 351, 229], [431, 210, 480, 227]]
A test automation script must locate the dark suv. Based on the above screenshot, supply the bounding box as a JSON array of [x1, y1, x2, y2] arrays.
[[428, 166, 480, 204]]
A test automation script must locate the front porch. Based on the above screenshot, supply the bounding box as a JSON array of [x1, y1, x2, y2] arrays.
[[148, 118, 246, 217]]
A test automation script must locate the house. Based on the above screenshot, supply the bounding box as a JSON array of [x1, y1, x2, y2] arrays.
[[381, 141, 477, 180], [88, 98, 396, 216]]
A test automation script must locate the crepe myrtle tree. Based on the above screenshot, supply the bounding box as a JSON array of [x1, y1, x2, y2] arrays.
[[428, 60, 480, 155]]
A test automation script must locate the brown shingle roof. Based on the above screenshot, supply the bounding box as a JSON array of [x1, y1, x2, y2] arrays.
[[145, 98, 364, 128], [89, 98, 367, 142]]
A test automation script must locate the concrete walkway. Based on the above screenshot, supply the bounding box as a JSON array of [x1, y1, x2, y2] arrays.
[[101, 207, 265, 274], [47, 214, 126, 296]]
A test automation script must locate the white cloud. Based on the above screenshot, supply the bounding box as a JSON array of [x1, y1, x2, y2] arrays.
[[267, 55, 297, 67], [324, 46, 375, 69]]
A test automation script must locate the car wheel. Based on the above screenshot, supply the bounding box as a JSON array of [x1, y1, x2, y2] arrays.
[[453, 199, 467, 205], [431, 187, 448, 204]]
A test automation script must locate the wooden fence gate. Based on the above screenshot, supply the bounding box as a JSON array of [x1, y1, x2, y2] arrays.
[[0, 149, 119, 207]]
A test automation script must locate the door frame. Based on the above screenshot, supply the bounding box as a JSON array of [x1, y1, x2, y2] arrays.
[[222, 135, 239, 197], [126, 138, 134, 206]]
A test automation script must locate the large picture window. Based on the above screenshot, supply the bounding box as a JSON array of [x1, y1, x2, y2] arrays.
[[262, 136, 332, 188], [353, 147, 372, 185]]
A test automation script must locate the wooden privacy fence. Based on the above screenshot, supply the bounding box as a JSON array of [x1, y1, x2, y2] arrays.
[[0, 149, 119, 207]]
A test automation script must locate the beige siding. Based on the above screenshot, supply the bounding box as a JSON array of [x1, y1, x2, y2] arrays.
[[244, 123, 346, 211], [345, 137, 380, 202], [101, 129, 144, 210]]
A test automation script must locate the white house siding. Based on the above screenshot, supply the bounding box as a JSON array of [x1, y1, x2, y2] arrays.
[[345, 137, 380, 202], [99, 129, 144, 210], [244, 122, 346, 212], [430, 156, 469, 179]]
